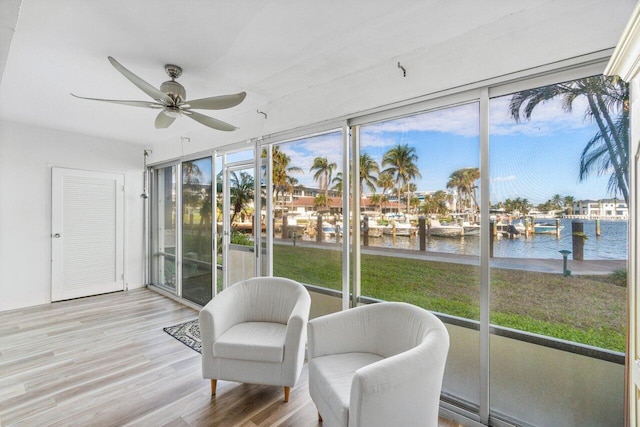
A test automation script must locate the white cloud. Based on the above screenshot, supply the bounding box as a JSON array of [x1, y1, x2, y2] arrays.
[[489, 95, 593, 137], [491, 175, 518, 183], [361, 103, 480, 137]]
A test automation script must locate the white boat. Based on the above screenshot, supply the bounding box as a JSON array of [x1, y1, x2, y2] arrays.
[[429, 219, 463, 237], [462, 221, 481, 236], [366, 220, 386, 237], [322, 224, 337, 237], [383, 220, 416, 236], [534, 222, 564, 234]]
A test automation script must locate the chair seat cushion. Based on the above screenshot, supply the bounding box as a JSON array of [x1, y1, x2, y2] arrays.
[[213, 322, 286, 363], [309, 352, 384, 425]]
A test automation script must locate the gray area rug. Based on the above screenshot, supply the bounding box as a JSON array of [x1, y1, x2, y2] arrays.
[[163, 319, 201, 353]]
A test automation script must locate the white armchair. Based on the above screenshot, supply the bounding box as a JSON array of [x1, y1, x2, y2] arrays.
[[199, 276, 311, 402], [307, 302, 450, 427]]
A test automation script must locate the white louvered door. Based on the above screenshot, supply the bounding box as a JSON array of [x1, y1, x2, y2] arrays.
[[51, 167, 125, 301]]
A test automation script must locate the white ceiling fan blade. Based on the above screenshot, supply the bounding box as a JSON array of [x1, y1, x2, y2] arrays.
[[71, 93, 164, 108], [184, 92, 247, 110], [108, 56, 172, 104], [184, 110, 238, 131], [155, 111, 176, 129]]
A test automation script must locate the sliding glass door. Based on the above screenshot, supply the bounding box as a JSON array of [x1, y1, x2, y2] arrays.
[[151, 164, 177, 291], [222, 161, 257, 287], [181, 157, 213, 306]]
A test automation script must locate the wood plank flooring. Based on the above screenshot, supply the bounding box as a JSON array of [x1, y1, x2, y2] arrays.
[[0, 289, 461, 426]]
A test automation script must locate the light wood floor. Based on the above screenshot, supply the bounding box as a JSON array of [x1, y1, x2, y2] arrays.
[[0, 288, 461, 426]]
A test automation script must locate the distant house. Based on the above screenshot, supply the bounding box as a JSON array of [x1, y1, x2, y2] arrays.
[[573, 199, 628, 219]]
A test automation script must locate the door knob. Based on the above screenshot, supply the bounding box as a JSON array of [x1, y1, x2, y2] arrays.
[[53, 233, 61, 238]]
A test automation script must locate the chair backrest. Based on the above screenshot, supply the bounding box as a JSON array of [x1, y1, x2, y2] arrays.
[[352, 302, 448, 358], [230, 276, 308, 324]]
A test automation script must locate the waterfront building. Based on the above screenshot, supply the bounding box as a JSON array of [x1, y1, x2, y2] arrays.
[[573, 199, 629, 219]]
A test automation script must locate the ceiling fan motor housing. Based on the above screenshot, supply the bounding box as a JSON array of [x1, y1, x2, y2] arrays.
[[160, 80, 186, 104]]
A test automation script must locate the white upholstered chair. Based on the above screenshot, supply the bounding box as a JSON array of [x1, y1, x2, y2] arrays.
[[198, 276, 311, 402], [307, 302, 450, 427]]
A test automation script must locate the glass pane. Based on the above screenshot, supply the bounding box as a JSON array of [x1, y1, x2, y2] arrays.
[[151, 166, 176, 290], [489, 75, 627, 425], [215, 156, 223, 294], [182, 157, 213, 306], [226, 166, 256, 285], [358, 103, 481, 412], [268, 132, 344, 315]]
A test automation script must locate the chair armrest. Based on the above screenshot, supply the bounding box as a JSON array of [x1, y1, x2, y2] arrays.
[[198, 288, 244, 352], [283, 290, 311, 361], [349, 332, 449, 427]]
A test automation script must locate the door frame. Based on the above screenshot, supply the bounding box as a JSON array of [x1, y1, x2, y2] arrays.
[[51, 166, 126, 301], [222, 159, 259, 289]]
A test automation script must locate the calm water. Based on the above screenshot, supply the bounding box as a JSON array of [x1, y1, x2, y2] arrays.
[[306, 219, 628, 260]]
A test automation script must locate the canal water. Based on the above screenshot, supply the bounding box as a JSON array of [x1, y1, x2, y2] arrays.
[[304, 219, 628, 260]]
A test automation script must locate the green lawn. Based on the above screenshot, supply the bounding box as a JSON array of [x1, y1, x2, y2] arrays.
[[273, 244, 626, 352]]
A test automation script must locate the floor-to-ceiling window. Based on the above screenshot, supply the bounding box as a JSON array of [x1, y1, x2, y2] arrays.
[[487, 75, 627, 426], [266, 131, 345, 314], [355, 103, 482, 414], [147, 61, 627, 427]]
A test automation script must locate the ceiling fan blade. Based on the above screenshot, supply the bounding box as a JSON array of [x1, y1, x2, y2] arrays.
[[184, 110, 238, 131], [155, 111, 176, 129], [71, 93, 163, 108], [184, 92, 247, 110], [107, 56, 172, 104]]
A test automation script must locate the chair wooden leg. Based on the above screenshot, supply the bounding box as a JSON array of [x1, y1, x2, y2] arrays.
[[211, 379, 217, 396], [283, 386, 290, 402], [318, 411, 323, 422]]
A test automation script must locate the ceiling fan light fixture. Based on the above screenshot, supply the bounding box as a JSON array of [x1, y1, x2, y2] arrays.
[[163, 106, 182, 118]]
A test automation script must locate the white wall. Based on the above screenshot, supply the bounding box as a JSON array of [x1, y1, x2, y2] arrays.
[[0, 120, 145, 311]]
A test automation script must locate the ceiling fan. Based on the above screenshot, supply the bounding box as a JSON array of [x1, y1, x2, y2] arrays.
[[72, 56, 246, 131]]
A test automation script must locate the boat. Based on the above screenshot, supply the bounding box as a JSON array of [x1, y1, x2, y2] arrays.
[[534, 222, 564, 234], [322, 224, 337, 237], [365, 219, 386, 237], [360, 212, 386, 237], [428, 219, 463, 237], [383, 221, 416, 236], [462, 222, 481, 236]]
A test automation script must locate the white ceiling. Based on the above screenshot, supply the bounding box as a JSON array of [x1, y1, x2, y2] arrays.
[[0, 0, 635, 152]]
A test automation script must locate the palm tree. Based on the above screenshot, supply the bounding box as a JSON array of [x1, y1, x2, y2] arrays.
[[310, 156, 337, 207], [446, 170, 464, 212], [563, 195, 576, 215], [262, 146, 303, 209], [377, 172, 395, 199], [182, 161, 204, 224], [421, 190, 448, 216], [509, 75, 629, 203], [381, 144, 421, 213], [551, 194, 563, 211], [229, 171, 254, 225], [331, 172, 343, 197], [359, 153, 379, 198], [447, 167, 480, 212]]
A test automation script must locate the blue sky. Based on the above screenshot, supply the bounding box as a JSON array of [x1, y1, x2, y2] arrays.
[[276, 94, 619, 206]]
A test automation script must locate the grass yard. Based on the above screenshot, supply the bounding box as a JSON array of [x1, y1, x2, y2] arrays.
[[273, 244, 626, 352]]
